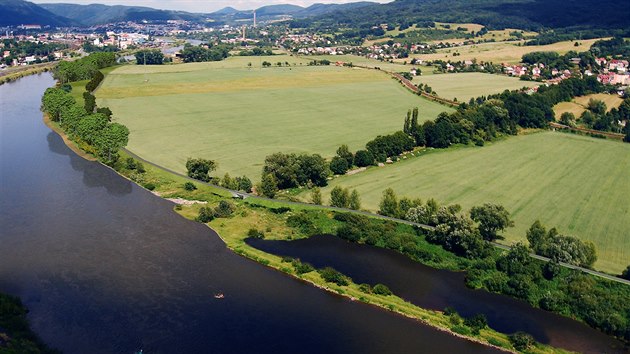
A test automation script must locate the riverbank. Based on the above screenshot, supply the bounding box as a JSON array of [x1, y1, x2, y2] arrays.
[[0, 63, 56, 86], [42, 113, 574, 354]]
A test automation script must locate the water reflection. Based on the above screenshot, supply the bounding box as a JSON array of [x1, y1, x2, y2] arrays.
[[46, 132, 132, 195]]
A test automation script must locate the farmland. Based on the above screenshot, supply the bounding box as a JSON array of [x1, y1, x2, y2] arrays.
[[306, 131, 630, 274], [402, 38, 604, 64], [553, 93, 624, 119], [412, 72, 540, 101], [97, 55, 450, 178]]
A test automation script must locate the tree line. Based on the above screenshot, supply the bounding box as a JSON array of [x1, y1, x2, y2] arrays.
[[43, 56, 128, 166], [54, 52, 116, 84]]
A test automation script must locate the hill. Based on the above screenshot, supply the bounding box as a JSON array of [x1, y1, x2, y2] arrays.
[[302, 0, 630, 31], [39, 2, 204, 26], [0, 0, 72, 26]]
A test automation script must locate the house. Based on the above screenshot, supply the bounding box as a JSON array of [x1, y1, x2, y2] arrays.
[[532, 67, 541, 77], [595, 57, 607, 67], [464, 60, 473, 66], [609, 60, 628, 73]]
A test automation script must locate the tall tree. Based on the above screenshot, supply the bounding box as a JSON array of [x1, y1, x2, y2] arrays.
[[349, 189, 361, 210], [379, 188, 400, 218], [330, 186, 349, 208], [311, 187, 322, 205], [94, 123, 129, 165], [260, 173, 278, 198], [336, 144, 354, 166], [185, 158, 216, 182], [470, 203, 514, 241]]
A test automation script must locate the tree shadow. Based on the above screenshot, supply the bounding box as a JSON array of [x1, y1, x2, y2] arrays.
[[47, 132, 132, 196]]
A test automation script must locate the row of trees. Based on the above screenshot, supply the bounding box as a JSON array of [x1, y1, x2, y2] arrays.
[[54, 52, 116, 83], [42, 87, 128, 165], [135, 50, 164, 65], [179, 44, 230, 63]]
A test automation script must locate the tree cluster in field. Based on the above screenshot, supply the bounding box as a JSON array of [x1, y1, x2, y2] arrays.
[[197, 200, 236, 223], [238, 47, 274, 56], [179, 44, 230, 63], [42, 68, 128, 166], [444, 308, 489, 336], [54, 52, 116, 84], [307, 59, 331, 66], [134, 50, 164, 65], [590, 37, 630, 59], [259, 152, 329, 197], [564, 97, 630, 136], [526, 221, 597, 268], [328, 186, 361, 210]]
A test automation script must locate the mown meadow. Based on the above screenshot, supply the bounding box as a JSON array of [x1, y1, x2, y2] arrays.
[[98, 55, 449, 177]]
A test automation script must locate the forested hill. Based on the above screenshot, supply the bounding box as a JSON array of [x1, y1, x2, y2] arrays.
[[39, 3, 204, 26], [298, 0, 630, 31], [0, 0, 73, 26]]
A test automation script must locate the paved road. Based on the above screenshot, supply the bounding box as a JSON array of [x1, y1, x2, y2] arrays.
[[122, 148, 630, 286]]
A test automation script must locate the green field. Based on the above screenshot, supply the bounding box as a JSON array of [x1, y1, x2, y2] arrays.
[[307, 132, 630, 274], [98, 55, 450, 177], [412, 72, 540, 101]]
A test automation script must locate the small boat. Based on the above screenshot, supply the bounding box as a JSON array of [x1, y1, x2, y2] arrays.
[[214, 293, 225, 299]]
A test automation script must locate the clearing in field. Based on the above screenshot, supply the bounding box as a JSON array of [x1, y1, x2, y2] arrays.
[[553, 93, 624, 119], [98, 55, 450, 178], [412, 72, 539, 101], [307, 132, 630, 274], [402, 38, 604, 64]]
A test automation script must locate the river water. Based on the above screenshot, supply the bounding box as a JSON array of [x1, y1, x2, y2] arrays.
[[0, 74, 501, 353], [248, 235, 629, 354]]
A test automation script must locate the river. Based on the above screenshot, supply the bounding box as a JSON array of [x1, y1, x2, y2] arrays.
[[0, 73, 501, 353], [248, 235, 629, 354]]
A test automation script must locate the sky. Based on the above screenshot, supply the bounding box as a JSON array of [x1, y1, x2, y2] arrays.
[[32, 0, 392, 13]]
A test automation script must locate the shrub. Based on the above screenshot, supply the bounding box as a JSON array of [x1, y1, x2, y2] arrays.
[[184, 182, 197, 191], [197, 206, 215, 223], [214, 200, 236, 218], [292, 259, 315, 274], [372, 283, 392, 296], [509, 332, 535, 351], [359, 283, 372, 293], [464, 314, 488, 335], [286, 212, 320, 235], [247, 228, 265, 239], [143, 182, 156, 191], [125, 157, 137, 170], [318, 267, 349, 286]]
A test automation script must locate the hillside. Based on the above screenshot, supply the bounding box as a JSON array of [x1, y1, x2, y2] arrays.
[[39, 2, 204, 26], [303, 0, 630, 31], [0, 0, 72, 26]]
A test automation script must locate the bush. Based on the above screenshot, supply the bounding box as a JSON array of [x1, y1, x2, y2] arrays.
[[143, 182, 156, 191], [359, 283, 372, 293], [214, 200, 236, 218], [247, 228, 265, 239], [292, 259, 315, 274], [330, 156, 349, 175], [286, 212, 320, 235], [197, 206, 215, 223], [509, 332, 535, 351], [125, 157, 137, 170], [318, 267, 349, 286], [184, 182, 197, 191], [372, 283, 392, 296], [464, 314, 488, 335]]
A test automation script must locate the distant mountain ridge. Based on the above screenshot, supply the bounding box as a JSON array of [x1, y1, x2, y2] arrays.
[[302, 0, 630, 31], [0, 0, 73, 26], [39, 2, 205, 26], [210, 2, 377, 20]]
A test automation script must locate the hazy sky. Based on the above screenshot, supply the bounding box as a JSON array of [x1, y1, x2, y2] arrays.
[[32, 0, 392, 13]]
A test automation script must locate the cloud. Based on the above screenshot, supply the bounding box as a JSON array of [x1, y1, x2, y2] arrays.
[[32, 0, 392, 13]]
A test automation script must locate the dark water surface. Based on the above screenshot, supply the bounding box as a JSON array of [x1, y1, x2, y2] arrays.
[[248, 235, 630, 354], [0, 74, 502, 353]]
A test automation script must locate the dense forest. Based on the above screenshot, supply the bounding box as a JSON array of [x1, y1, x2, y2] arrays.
[[294, 0, 630, 36]]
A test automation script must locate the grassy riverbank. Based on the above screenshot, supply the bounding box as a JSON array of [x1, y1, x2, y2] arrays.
[[0, 63, 56, 86], [103, 150, 566, 354]]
